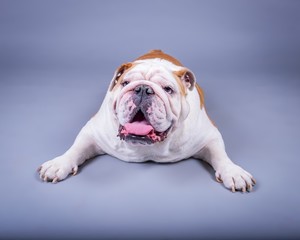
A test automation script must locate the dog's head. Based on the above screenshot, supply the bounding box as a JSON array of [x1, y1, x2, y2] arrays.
[[109, 50, 198, 145]]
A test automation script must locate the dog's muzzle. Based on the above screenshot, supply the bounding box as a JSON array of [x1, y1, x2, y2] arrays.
[[117, 84, 171, 145]]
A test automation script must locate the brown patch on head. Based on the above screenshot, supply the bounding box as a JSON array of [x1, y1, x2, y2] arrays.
[[135, 50, 184, 67], [173, 70, 187, 96], [173, 73, 187, 96], [109, 63, 134, 91], [195, 83, 205, 109], [195, 83, 216, 126]]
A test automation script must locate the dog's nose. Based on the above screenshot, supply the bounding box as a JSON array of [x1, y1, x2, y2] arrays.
[[134, 85, 154, 95]]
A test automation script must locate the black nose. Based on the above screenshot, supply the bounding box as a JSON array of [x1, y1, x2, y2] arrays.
[[134, 85, 154, 95]]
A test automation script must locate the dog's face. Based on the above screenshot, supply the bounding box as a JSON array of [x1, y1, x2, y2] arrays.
[[109, 60, 195, 145]]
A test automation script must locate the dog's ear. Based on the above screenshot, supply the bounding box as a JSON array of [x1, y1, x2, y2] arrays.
[[109, 63, 133, 91], [174, 68, 196, 91]]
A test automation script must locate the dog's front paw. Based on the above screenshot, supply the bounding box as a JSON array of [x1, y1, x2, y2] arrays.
[[37, 156, 78, 183], [215, 164, 256, 192]]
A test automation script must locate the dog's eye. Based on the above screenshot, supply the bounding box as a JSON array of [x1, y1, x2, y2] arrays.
[[121, 81, 130, 87], [163, 86, 174, 94]]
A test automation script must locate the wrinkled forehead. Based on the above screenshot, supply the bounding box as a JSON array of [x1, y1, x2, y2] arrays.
[[125, 61, 180, 84]]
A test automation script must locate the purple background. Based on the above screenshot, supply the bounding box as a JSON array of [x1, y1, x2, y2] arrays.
[[1, 0, 300, 239]]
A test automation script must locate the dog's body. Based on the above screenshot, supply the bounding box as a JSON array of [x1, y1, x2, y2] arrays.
[[38, 50, 255, 192]]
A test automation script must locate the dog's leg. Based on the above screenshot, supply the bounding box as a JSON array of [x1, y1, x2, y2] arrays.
[[38, 121, 103, 183], [194, 133, 256, 192]]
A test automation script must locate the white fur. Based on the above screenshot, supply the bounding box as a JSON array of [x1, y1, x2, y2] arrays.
[[38, 58, 255, 192]]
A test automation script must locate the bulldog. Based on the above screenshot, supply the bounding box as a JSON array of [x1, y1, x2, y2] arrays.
[[38, 50, 256, 192]]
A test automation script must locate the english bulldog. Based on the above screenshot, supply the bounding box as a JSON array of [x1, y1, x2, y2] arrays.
[[38, 50, 256, 192]]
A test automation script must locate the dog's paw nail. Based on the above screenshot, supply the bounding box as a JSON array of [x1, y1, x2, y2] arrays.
[[72, 167, 78, 176], [216, 176, 223, 183], [52, 177, 59, 183], [247, 183, 253, 192]]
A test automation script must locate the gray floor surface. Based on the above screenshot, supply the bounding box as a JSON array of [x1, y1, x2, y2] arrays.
[[1, 1, 299, 239]]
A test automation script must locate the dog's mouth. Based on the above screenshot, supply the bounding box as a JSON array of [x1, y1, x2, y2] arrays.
[[118, 110, 170, 145]]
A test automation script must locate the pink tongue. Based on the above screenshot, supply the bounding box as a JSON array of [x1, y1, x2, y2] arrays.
[[124, 121, 154, 135]]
